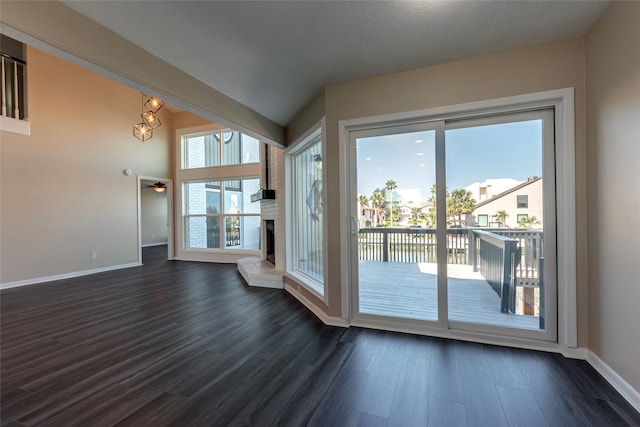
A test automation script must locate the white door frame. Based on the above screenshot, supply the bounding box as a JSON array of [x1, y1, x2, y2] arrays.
[[137, 175, 174, 263], [338, 88, 577, 352]]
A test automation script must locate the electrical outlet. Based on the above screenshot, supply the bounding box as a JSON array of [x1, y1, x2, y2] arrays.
[[91, 252, 97, 260]]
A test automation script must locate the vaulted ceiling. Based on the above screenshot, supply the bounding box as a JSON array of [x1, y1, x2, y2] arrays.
[[63, 1, 610, 126]]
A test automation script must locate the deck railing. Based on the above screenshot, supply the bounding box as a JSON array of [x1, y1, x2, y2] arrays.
[[471, 230, 519, 313], [358, 227, 543, 286]]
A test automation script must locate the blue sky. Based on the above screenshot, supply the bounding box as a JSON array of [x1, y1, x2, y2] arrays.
[[356, 120, 543, 203]]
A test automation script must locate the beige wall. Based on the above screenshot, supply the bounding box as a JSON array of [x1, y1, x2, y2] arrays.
[[288, 38, 589, 337], [0, 47, 171, 284], [585, 2, 640, 394], [172, 111, 222, 131]]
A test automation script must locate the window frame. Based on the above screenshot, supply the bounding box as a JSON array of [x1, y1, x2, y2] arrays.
[[181, 128, 260, 170], [517, 194, 529, 208], [285, 119, 327, 300], [176, 124, 262, 263], [183, 178, 261, 250], [339, 87, 577, 350]]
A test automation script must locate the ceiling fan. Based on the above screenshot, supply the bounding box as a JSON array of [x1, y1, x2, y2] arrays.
[[147, 182, 167, 192]]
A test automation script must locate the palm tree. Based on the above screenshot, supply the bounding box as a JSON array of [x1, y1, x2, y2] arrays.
[[494, 210, 508, 228], [406, 207, 422, 228], [370, 188, 386, 227], [358, 194, 369, 206], [518, 215, 541, 229], [384, 180, 398, 227], [426, 184, 449, 227], [447, 189, 476, 227]]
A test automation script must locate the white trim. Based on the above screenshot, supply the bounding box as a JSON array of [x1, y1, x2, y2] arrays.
[[284, 118, 329, 305], [174, 126, 263, 262], [141, 242, 169, 248], [554, 89, 577, 349], [0, 262, 140, 290], [284, 272, 324, 301], [338, 120, 351, 322], [351, 316, 564, 352], [284, 283, 349, 327], [338, 87, 577, 350], [0, 116, 30, 135], [586, 350, 640, 413]]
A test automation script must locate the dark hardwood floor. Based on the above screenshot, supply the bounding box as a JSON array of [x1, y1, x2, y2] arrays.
[[2, 246, 639, 426]]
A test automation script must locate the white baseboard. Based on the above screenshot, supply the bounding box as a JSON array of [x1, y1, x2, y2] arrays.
[[141, 242, 168, 248], [284, 283, 349, 328], [586, 350, 640, 413], [562, 346, 588, 360], [0, 262, 141, 290]]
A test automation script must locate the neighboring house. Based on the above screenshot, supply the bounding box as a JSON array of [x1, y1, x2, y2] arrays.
[[358, 203, 385, 228], [464, 178, 523, 203], [471, 177, 543, 228], [398, 202, 430, 227]]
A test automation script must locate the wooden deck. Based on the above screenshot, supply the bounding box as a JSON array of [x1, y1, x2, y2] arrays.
[[359, 261, 540, 330]]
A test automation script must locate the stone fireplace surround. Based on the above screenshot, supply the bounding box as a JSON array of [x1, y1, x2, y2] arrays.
[[237, 145, 285, 288]]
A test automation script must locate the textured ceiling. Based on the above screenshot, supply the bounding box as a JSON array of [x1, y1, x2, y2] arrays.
[[63, 1, 609, 126]]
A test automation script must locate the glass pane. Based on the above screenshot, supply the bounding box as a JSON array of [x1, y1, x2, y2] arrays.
[[239, 178, 260, 214], [185, 181, 219, 214], [186, 216, 220, 249], [242, 135, 260, 163], [356, 130, 437, 321], [221, 131, 241, 165], [225, 215, 260, 250], [183, 134, 220, 169], [184, 179, 260, 251], [223, 178, 260, 214], [293, 140, 324, 282], [446, 119, 544, 330]]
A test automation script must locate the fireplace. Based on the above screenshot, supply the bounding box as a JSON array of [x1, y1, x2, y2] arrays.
[[264, 220, 275, 265]]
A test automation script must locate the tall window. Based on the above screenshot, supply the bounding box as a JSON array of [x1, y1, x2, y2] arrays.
[[177, 126, 262, 259], [287, 125, 325, 295], [184, 178, 260, 250]]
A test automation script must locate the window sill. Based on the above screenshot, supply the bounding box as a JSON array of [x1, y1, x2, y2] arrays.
[[286, 270, 325, 300], [1, 116, 30, 136]]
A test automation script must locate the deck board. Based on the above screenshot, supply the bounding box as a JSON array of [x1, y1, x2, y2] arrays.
[[359, 261, 539, 329]]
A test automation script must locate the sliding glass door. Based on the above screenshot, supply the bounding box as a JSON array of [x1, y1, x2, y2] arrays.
[[354, 124, 440, 323], [350, 110, 556, 341]]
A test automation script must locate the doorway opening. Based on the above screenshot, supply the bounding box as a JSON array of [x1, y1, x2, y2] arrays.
[[138, 176, 173, 264]]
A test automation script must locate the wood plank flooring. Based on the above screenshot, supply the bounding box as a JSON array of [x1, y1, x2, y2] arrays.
[[1, 246, 638, 426]]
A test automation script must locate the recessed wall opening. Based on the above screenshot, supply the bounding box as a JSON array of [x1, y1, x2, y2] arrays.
[[265, 220, 275, 265]]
